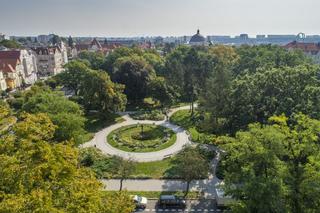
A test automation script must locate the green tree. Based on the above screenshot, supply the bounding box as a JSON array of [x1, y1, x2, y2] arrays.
[[147, 77, 177, 108], [226, 65, 320, 132], [233, 44, 311, 75], [79, 69, 127, 113], [200, 45, 238, 132], [102, 47, 141, 73], [171, 147, 210, 197], [68, 35, 74, 47], [221, 114, 320, 213], [56, 61, 127, 115], [0, 101, 17, 134], [0, 112, 136, 212], [102, 191, 135, 213], [166, 46, 214, 115], [78, 50, 105, 70], [56, 60, 89, 95], [113, 55, 156, 104], [20, 86, 87, 145], [110, 157, 136, 191], [0, 39, 21, 49]]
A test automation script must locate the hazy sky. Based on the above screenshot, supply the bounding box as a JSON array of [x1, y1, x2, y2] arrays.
[[0, 0, 319, 37]]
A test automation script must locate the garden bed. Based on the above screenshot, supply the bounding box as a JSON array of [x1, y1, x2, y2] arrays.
[[107, 124, 176, 152]]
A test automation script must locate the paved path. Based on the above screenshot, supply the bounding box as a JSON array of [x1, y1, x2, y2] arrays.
[[101, 151, 222, 199], [82, 105, 193, 162], [82, 104, 223, 199]]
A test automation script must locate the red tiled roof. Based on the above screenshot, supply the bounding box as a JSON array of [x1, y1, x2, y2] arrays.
[[284, 41, 320, 52], [0, 58, 19, 73], [0, 51, 20, 60], [91, 38, 102, 49], [75, 44, 90, 51], [0, 51, 21, 73]]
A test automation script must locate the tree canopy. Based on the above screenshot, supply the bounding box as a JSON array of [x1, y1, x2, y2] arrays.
[[221, 114, 320, 213], [0, 112, 135, 213]]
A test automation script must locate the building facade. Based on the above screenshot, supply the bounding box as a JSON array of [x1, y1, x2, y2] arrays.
[[189, 30, 208, 46], [0, 71, 7, 91], [32, 45, 67, 77], [0, 50, 38, 90]]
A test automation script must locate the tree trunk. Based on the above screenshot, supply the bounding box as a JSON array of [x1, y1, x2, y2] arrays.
[[184, 181, 190, 198], [190, 94, 194, 116], [119, 179, 123, 191]]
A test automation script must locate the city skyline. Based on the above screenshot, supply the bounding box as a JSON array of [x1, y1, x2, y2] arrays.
[[1, 0, 319, 37]]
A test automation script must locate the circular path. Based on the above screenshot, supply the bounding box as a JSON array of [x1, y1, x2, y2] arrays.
[[82, 105, 192, 162]]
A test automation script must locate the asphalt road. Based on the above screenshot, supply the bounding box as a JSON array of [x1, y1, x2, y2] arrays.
[[135, 199, 230, 213]]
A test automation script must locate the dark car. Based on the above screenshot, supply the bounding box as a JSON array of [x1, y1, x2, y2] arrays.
[[158, 195, 186, 208]]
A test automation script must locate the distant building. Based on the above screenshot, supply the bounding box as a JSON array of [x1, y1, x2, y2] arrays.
[[0, 33, 5, 41], [32, 46, 66, 77], [239, 34, 249, 40], [74, 38, 121, 57], [37, 34, 55, 44], [256, 35, 266, 39], [0, 50, 38, 89], [284, 41, 320, 63], [189, 29, 208, 46]]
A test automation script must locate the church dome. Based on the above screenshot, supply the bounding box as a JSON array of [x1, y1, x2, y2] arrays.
[[189, 29, 206, 43]]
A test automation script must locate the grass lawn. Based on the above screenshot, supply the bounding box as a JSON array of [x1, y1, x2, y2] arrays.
[[133, 158, 174, 179], [170, 110, 215, 144], [85, 112, 124, 133], [107, 124, 177, 152], [102, 191, 201, 199]]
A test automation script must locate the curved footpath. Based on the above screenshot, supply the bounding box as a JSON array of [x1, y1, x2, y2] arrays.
[[81, 104, 222, 199], [82, 105, 192, 162]]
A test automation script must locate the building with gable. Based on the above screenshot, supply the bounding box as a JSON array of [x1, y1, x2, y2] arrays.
[[0, 50, 38, 90], [32, 46, 66, 77]]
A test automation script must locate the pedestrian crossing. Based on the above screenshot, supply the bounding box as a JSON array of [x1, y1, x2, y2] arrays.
[[140, 208, 227, 212]]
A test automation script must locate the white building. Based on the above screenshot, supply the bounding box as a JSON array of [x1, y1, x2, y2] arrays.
[[0, 50, 38, 90], [0, 71, 7, 91], [37, 34, 55, 44], [32, 45, 67, 77]]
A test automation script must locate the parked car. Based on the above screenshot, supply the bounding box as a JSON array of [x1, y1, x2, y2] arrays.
[[132, 195, 148, 209], [158, 195, 186, 208]]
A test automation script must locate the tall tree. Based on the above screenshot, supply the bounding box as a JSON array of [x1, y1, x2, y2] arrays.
[[113, 55, 155, 104], [171, 147, 210, 197], [226, 65, 320, 132], [221, 114, 320, 213], [68, 35, 74, 47], [20, 86, 87, 145], [200, 45, 238, 131], [110, 157, 135, 191], [0, 112, 135, 212]]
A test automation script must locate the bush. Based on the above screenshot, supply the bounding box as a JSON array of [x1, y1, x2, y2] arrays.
[[131, 110, 165, 121]]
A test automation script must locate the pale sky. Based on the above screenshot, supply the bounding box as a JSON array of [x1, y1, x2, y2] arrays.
[[0, 0, 319, 37]]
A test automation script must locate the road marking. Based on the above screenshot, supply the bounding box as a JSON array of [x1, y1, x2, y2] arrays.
[[197, 210, 202, 212], [152, 209, 156, 212], [210, 209, 215, 212], [145, 209, 150, 211]]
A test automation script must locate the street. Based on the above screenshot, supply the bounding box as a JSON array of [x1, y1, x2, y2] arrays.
[[135, 199, 230, 213]]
